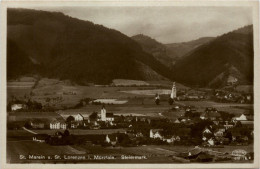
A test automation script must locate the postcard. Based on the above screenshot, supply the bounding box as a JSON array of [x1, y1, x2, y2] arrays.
[[0, 0, 259, 168]]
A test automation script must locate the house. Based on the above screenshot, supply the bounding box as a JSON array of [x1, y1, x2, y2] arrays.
[[50, 120, 67, 130], [240, 121, 253, 129], [203, 127, 212, 134], [163, 136, 175, 143], [232, 114, 248, 122], [163, 135, 180, 143], [207, 138, 215, 146], [74, 113, 84, 121], [174, 119, 181, 124], [224, 124, 234, 130], [150, 129, 163, 139], [200, 112, 208, 120], [33, 134, 49, 143], [136, 132, 144, 138], [11, 104, 26, 111], [214, 128, 225, 137], [106, 113, 115, 122], [70, 121, 79, 129], [105, 134, 118, 145]]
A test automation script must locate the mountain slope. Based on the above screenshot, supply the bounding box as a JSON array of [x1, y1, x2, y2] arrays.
[[132, 34, 215, 67], [7, 8, 172, 84], [172, 25, 253, 87], [131, 34, 176, 67], [165, 37, 214, 59]]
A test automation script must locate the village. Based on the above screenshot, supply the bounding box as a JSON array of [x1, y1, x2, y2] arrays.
[[7, 82, 254, 163]]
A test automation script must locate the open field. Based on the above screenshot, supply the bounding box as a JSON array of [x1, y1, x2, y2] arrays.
[[8, 77, 177, 108], [32, 129, 127, 135], [176, 100, 253, 115], [7, 112, 63, 122], [112, 79, 150, 86]]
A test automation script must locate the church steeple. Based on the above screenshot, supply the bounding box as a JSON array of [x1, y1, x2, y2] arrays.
[[170, 82, 177, 99]]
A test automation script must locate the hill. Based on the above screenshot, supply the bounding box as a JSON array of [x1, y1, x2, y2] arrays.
[[172, 25, 254, 87], [131, 34, 177, 67], [132, 34, 214, 67], [165, 37, 214, 58], [7, 8, 172, 84]]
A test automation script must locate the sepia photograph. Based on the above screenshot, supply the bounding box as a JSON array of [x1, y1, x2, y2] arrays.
[[0, 0, 259, 168]]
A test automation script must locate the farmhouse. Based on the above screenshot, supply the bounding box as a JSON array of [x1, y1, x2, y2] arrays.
[[74, 113, 84, 121], [150, 129, 163, 139], [235, 114, 247, 121], [50, 120, 67, 130]]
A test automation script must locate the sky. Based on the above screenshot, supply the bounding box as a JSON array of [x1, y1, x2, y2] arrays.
[[33, 6, 252, 44]]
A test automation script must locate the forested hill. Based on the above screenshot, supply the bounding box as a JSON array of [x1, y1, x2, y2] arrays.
[[7, 8, 173, 84]]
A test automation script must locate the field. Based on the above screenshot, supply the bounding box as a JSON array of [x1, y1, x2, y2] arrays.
[[7, 77, 178, 109], [7, 111, 63, 122], [31, 129, 126, 135]]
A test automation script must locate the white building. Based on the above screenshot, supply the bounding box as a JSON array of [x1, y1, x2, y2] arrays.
[[101, 107, 107, 121], [105, 134, 118, 145], [235, 114, 248, 121], [150, 129, 163, 139], [50, 121, 67, 130], [11, 104, 24, 111], [100, 107, 114, 122], [74, 113, 84, 121], [170, 82, 177, 99]]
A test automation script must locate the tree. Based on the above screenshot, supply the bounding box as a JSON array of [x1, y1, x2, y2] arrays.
[[63, 130, 70, 137], [66, 115, 75, 123], [168, 98, 174, 105], [155, 98, 160, 105], [236, 121, 242, 127], [89, 112, 98, 121]]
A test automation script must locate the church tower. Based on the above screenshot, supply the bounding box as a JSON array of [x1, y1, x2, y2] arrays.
[[101, 106, 106, 121], [170, 82, 177, 99]]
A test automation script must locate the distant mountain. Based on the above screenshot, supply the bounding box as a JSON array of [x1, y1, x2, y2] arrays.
[[172, 25, 253, 87], [7, 8, 173, 84], [165, 37, 215, 58], [132, 34, 215, 67], [131, 34, 176, 67]]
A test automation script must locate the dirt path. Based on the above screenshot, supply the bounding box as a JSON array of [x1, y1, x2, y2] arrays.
[[22, 127, 38, 134]]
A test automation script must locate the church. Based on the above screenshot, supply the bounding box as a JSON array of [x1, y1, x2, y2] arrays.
[[170, 82, 177, 99], [100, 106, 114, 122]]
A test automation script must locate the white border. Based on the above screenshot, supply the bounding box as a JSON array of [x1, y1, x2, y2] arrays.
[[0, 1, 259, 169]]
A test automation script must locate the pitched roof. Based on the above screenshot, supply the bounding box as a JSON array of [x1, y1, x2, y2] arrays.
[[151, 129, 163, 134], [106, 113, 114, 117]]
